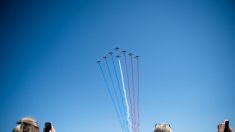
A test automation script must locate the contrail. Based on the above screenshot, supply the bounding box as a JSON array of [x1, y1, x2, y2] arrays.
[[130, 53, 137, 132], [97, 48, 140, 132], [97, 62, 125, 131], [118, 57, 132, 132], [104, 58, 127, 131], [123, 51, 134, 132], [110, 53, 129, 131], [136, 56, 140, 132]]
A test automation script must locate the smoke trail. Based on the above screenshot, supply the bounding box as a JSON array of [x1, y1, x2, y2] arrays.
[[97, 48, 140, 132], [118, 57, 132, 132], [130, 54, 137, 132], [136, 56, 140, 132], [104, 58, 127, 131], [97, 62, 125, 131], [110, 54, 129, 131], [123, 51, 134, 132]]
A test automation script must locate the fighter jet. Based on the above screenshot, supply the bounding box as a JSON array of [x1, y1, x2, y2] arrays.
[[128, 53, 133, 56], [96, 60, 101, 64], [109, 52, 113, 55], [114, 47, 119, 51], [103, 56, 108, 60]]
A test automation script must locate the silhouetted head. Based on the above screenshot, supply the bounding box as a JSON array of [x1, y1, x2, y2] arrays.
[[154, 123, 172, 132], [12, 117, 39, 132]]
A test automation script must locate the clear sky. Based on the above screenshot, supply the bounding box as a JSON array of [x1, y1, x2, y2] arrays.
[[1, 0, 235, 132]]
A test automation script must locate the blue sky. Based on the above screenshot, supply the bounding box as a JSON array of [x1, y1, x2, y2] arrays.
[[1, 0, 235, 132]]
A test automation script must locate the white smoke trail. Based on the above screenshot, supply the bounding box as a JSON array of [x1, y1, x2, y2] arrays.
[[118, 58, 132, 132]]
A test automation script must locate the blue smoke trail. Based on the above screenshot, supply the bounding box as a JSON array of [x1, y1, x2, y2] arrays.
[[105, 59, 128, 132], [110, 54, 129, 132], [98, 63, 125, 131]]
